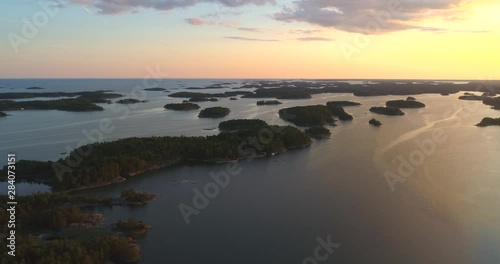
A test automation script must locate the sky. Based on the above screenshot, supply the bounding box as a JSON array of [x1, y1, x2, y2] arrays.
[[0, 0, 499, 79]]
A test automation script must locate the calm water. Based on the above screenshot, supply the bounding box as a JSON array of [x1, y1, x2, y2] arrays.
[[1, 79, 499, 263]]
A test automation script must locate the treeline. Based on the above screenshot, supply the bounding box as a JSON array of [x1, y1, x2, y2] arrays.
[[0, 192, 144, 263], [4, 124, 311, 191]]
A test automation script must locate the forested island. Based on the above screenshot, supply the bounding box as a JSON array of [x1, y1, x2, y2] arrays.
[[369, 118, 382, 126], [326, 101, 361, 107], [186, 97, 219, 102], [1, 122, 311, 190], [369, 107, 405, 116], [327, 105, 354, 121], [0, 192, 151, 263], [164, 103, 200, 111], [144, 88, 167, 91], [257, 100, 282, 105], [386, 99, 426, 108], [0, 111, 6, 117], [117, 98, 147, 104], [218, 119, 268, 131], [305, 126, 331, 139], [476, 117, 500, 127], [279, 105, 336, 126], [198, 107, 230, 118], [0, 91, 123, 112], [483, 97, 500, 110]]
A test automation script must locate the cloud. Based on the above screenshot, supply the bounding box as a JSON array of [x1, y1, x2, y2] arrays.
[[224, 36, 278, 41], [296, 37, 331, 41], [289, 29, 323, 34], [272, 0, 475, 34], [237, 27, 264, 32], [185, 17, 239, 26], [56, 0, 275, 14], [185, 17, 207, 26]]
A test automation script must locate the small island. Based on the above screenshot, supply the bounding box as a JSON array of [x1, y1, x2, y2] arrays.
[[326, 101, 361, 107], [121, 189, 157, 206], [279, 105, 336, 126], [144, 87, 167, 91], [198, 107, 230, 118], [116, 98, 147, 104], [0, 111, 7, 117], [406, 96, 417, 101], [327, 105, 353, 121], [164, 103, 200, 111], [369, 106, 405, 116], [386, 99, 425, 108], [113, 218, 150, 238], [369, 118, 382, 126], [476, 117, 500, 127], [218, 119, 268, 131], [305, 126, 331, 139], [257, 100, 282, 105], [459, 95, 489, 101], [229, 97, 238, 100]]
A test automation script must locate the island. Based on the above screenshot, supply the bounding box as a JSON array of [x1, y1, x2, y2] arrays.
[[229, 97, 238, 100], [1, 123, 311, 191], [120, 189, 157, 206], [459, 95, 489, 101], [483, 97, 500, 110], [279, 105, 336, 126], [116, 98, 147, 104], [305, 126, 331, 139], [218, 119, 268, 131], [386, 99, 426, 108], [144, 87, 167, 91], [326, 101, 361, 107], [406, 96, 417, 101], [198, 107, 230, 118], [113, 218, 149, 238], [327, 105, 354, 121], [164, 103, 200, 111], [0, 192, 149, 263], [0, 91, 124, 112], [0, 111, 7, 117], [476, 117, 500, 127], [257, 100, 282, 105], [0, 98, 105, 112], [369, 118, 382, 126], [369, 106, 405, 116]]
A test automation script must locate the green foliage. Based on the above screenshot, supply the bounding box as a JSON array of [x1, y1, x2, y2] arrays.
[[279, 105, 336, 126], [164, 102, 200, 111], [326, 105, 353, 121], [476, 117, 500, 127], [369, 118, 382, 126], [218, 119, 268, 131], [305, 126, 331, 139], [369, 107, 405, 116], [386, 100, 425, 108], [198, 107, 230, 118], [121, 189, 156, 204], [116, 99, 146, 104], [326, 101, 361, 107], [256, 100, 282, 105]]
